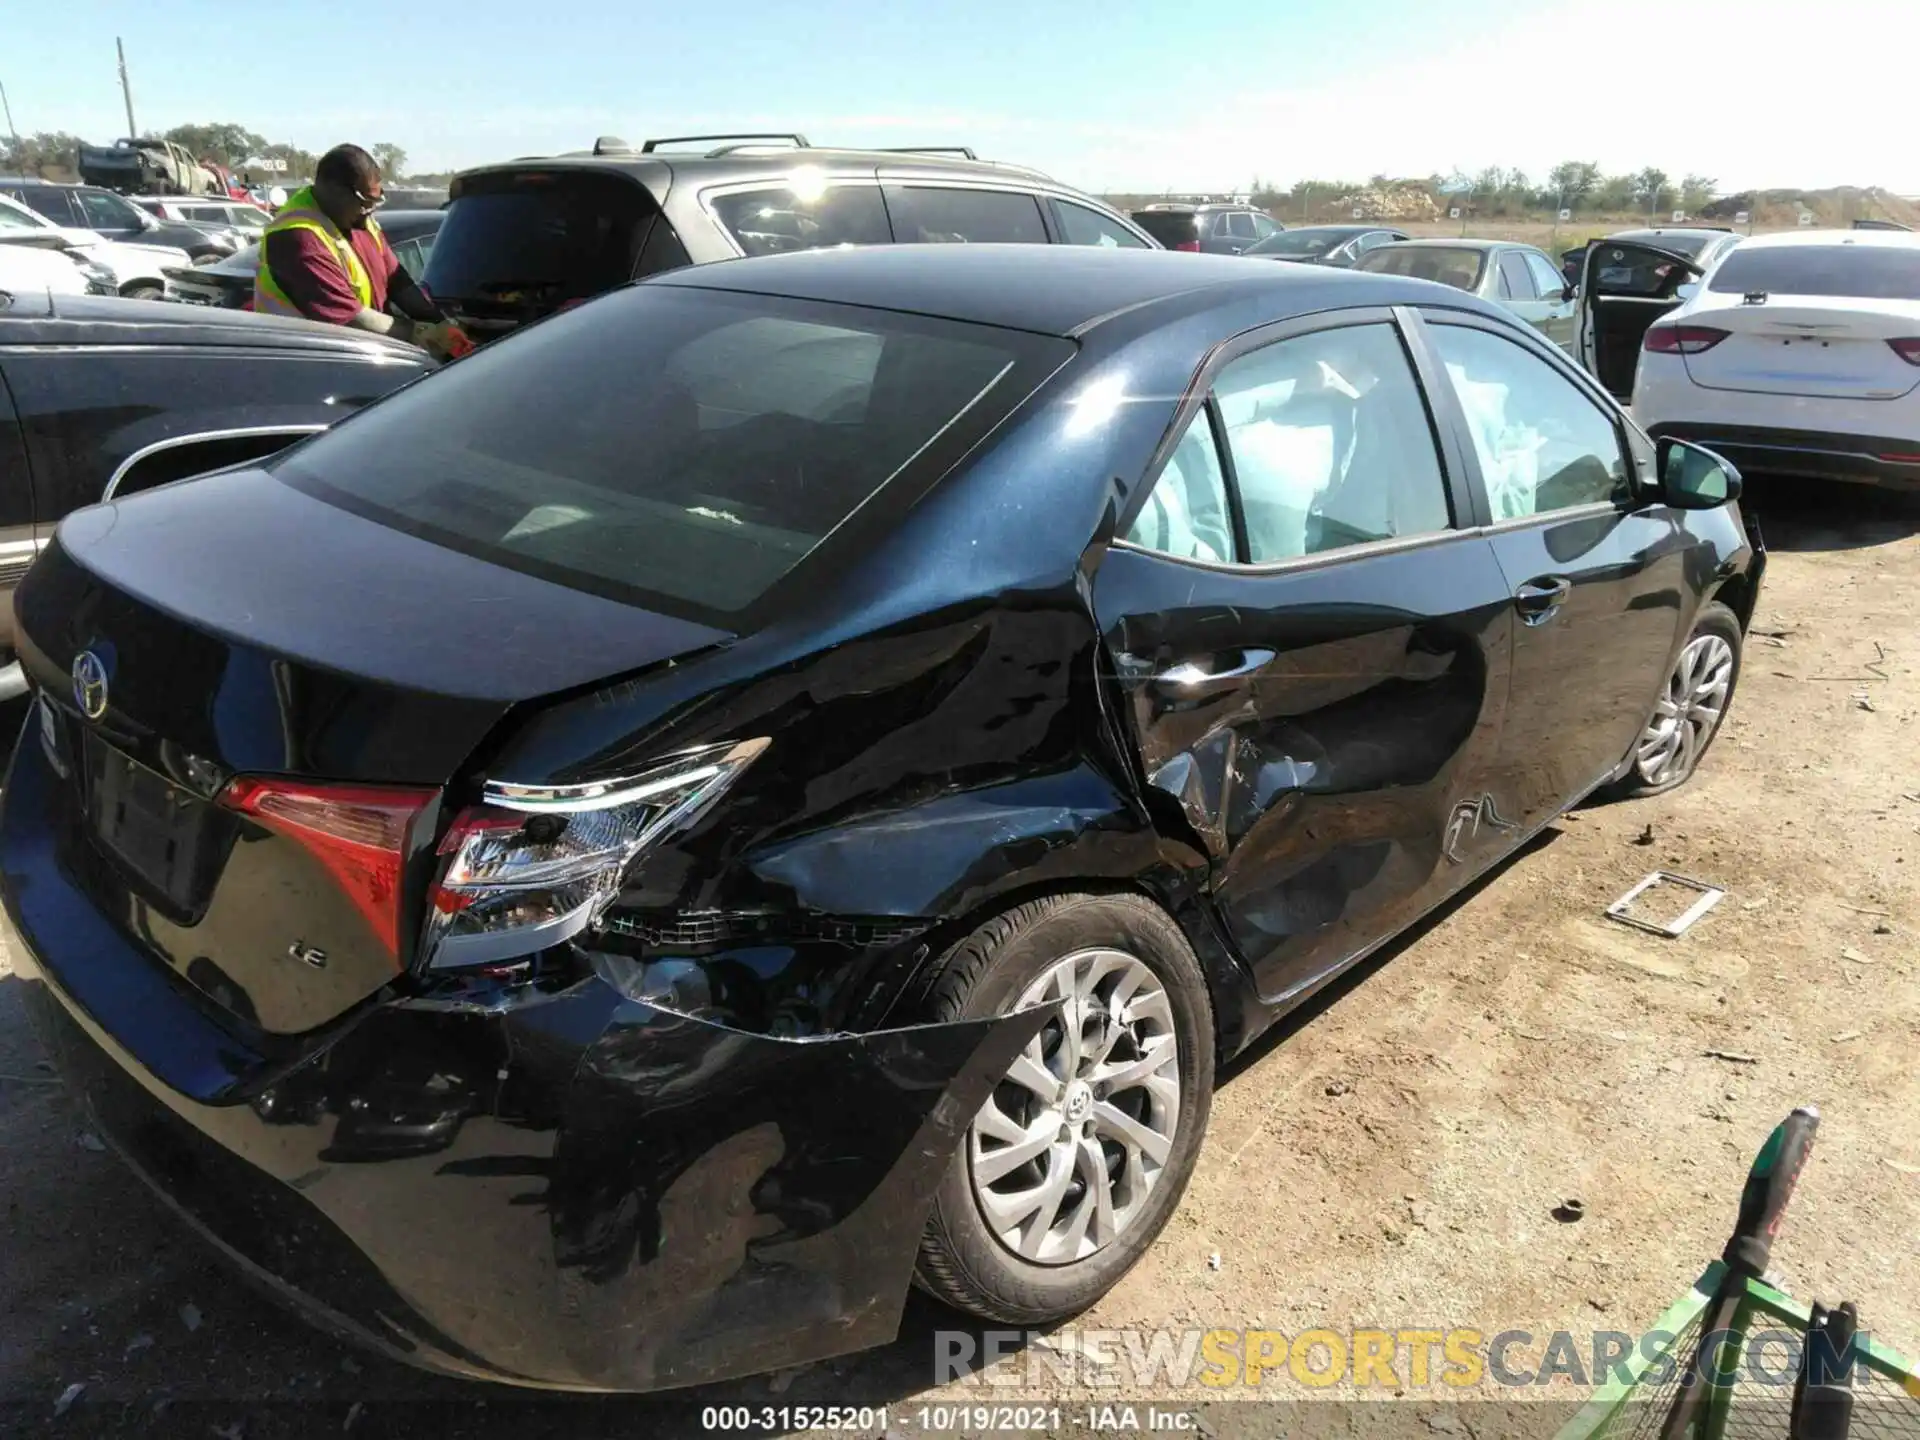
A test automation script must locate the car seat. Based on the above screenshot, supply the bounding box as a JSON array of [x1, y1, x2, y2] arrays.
[[1131, 425, 1232, 562]]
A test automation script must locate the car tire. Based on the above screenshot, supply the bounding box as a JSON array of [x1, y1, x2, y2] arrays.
[[1609, 600, 1742, 799], [911, 892, 1214, 1326], [121, 282, 163, 302]]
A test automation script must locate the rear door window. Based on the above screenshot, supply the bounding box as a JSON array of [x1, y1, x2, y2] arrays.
[[1524, 251, 1566, 295], [18, 188, 79, 225], [709, 183, 890, 257], [77, 189, 145, 231], [1225, 213, 1258, 241], [271, 287, 1066, 621], [1498, 251, 1536, 299], [1706, 245, 1920, 299], [1051, 200, 1150, 248], [883, 186, 1048, 244], [1215, 322, 1453, 560], [423, 171, 661, 315]]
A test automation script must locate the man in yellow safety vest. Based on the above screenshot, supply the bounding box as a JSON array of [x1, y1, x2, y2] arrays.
[[254, 144, 469, 360]]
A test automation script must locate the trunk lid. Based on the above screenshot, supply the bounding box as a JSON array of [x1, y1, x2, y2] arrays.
[[14, 466, 730, 1037], [1681, 294, 1920, 399]]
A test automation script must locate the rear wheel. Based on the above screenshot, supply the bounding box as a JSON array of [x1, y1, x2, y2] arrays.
[[121, 282, 163, 302], [912, 893, 1213, 1325], [1612, 601, 1742, 797]]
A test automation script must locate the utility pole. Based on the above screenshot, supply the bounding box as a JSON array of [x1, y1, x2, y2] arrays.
[[0, 78, 21, 153], [116, 37, 137, 138]]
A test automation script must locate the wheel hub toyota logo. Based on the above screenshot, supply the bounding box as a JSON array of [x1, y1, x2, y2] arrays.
[[71, 651, 109, 721]]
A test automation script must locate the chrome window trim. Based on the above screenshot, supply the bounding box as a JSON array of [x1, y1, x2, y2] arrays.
[[696, 175, 1155, 256], [103, 424, 328, 500]]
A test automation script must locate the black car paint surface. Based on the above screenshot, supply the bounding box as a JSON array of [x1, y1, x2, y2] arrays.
[[2, 246, 1762, 1393], [0, 292, 425, 658]]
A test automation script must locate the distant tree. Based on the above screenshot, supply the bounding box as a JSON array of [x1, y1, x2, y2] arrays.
[[1633, 167, 1672, 215], [162, 122, 268, 166], [371, 142, 408, 180], [1680, 174, 1718, 212], [256, 141, 319, 183], [1595, 173, 1637, 211], [1548, 160, 1602, 210], [0, 130, 87, 179]]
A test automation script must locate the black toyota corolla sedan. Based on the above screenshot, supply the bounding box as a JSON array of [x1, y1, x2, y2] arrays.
[[2, 245, 1762, 1393]]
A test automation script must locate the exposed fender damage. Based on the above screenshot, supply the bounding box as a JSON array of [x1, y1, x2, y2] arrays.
[[8, 751, 1057, 1389]]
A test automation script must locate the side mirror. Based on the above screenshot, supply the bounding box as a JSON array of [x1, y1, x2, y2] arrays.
[[1658, 438, 1741, 508], [1561, 283, 1577, 303]]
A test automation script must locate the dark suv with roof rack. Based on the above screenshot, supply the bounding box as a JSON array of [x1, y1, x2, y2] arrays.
[[1127, 200, 1284, 255], [422, 132, 1160, 340]]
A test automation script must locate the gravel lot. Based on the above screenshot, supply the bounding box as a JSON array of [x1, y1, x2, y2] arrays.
[[4, 477, 1917, 1437]]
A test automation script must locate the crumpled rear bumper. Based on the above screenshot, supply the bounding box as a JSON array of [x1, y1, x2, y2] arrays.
[[4, 745, 1048, 1392]]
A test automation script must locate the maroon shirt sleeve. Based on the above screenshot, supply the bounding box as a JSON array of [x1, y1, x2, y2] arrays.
[[263, 228, 364, 324]]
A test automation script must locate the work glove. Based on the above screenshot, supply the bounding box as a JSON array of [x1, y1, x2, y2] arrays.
[[411, 319, 476, 363]]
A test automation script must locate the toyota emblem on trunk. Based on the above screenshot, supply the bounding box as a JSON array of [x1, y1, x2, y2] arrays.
[[71, 651, 109, 720]]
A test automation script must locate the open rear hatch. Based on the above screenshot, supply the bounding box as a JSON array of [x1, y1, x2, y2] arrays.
[[423, 166, 682, 341], [13, 467, 730, 1039]]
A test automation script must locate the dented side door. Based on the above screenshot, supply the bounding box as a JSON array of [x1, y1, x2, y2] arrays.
[[1090, 310, 1518, 1007]]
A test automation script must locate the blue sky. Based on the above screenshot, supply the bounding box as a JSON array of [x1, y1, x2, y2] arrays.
[[6, 0, 1914, 193]]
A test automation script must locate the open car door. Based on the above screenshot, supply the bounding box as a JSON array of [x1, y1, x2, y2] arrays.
[[1576, 240, 1704, 400]]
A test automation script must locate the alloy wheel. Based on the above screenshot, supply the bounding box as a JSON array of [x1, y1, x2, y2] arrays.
[[968, 947, 1181, 1265], [1635, 632, 1735, 787]]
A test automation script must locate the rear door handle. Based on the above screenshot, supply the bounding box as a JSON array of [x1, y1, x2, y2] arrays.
[[1513, 576, 1572, 625], [1154, 648, 1276, 690]]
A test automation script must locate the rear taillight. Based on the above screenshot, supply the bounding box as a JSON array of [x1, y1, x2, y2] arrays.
[[219, 779, 433, 955], [1887, 338, 1920, 366], [422, 738, 768, 972], [1644, 325, 1729, 354], [1173, 240, 1201, 253]]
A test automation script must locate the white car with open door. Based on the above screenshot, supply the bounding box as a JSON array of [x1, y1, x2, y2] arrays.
[[1613, 230, 1920, 489], [1574, 228, 1742, 402]]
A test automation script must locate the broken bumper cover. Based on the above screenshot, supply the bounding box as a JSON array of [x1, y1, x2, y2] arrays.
[[3, 764, 1047, 1393]]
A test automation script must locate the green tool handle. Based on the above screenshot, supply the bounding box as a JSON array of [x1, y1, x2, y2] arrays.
[[1725, 1106, 1819, 1278], [1660, 1108, 1822, 1440]]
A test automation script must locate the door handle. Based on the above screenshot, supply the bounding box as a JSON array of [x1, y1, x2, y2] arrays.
[[1513, 576, 1572, 625], [1153, 648, 1276, 690]]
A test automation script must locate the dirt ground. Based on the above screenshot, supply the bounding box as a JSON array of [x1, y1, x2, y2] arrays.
[[4, 477, 1918, 1437]]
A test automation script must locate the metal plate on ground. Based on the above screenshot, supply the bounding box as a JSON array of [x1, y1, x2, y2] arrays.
[[1605, 870, 1726, 938]]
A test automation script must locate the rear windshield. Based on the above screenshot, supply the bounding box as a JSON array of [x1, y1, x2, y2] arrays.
[[1708, 245, 1920, 299], [1130, 211, 1200, 246], [271, 287, 1057, 620], [423, 172, 661, 309], [1355, 246, 1486, 290]]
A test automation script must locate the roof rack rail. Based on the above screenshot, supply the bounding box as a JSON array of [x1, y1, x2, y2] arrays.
[[874, 146, 979, 160], [641, 132, 810, 153]]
